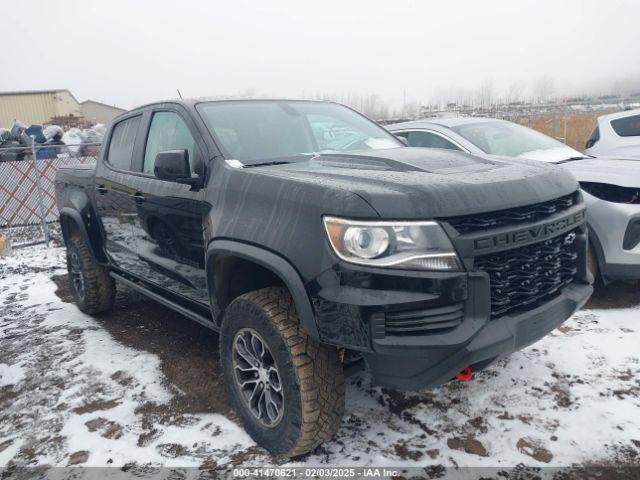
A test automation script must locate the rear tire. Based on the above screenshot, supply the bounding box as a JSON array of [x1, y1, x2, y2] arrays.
[[66, 234, 115, 314], [220, 287, 345, 457]]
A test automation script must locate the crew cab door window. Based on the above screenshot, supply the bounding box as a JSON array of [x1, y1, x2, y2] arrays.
[[107, 116, 142, 170], [143, 112, 195, 174], [94, 114, 142, 268], [404, 131, 461, 150], [132, 110, 208, 305]]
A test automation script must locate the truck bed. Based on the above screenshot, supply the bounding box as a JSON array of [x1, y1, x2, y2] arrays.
[[56, 164, 96, 187]]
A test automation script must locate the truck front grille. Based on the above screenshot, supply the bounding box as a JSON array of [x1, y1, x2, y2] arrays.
[[384, 302, 464, 336], [444, 192, 578, 235], [474, 230, 579, 318]]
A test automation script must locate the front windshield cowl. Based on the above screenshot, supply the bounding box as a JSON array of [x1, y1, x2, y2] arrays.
[[196, 100, 402, 165]]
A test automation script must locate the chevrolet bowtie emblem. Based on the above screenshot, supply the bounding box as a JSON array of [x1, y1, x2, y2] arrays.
[[564, 232, 577, 245]]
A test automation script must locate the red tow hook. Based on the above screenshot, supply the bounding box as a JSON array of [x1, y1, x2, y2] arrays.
[[456, 367, 473, 382]]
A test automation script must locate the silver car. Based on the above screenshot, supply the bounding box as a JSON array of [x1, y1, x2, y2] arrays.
[[388, 117, 640, 283]]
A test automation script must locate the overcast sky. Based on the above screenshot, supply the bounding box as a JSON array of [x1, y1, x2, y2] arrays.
[[3, 0, 639, 109]]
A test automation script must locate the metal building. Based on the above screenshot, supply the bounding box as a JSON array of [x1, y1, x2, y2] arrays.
[[0, 89, 83, 127], [80, 100, 126, 125]]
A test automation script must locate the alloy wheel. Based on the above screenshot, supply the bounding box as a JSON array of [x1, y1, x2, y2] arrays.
[[69, 249, 86, 301], [232, 328, 284, 427]]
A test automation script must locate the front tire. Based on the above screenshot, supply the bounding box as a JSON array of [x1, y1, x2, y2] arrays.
[[220, 287, 345, 457], [66, 234, 115, 314]]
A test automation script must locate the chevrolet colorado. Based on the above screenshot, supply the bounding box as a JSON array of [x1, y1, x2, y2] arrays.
[[55, 99, 592, 456]]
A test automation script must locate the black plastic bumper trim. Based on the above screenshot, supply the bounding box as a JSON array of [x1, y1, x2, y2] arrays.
[[364, 281, 592, 391]]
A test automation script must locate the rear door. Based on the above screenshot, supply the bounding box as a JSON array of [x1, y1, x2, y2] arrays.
[[130, 108, 208, 305], [94, 114, 143, 270]]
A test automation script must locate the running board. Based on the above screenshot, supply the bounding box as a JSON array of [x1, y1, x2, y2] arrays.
[[109, 272, 218, 332]]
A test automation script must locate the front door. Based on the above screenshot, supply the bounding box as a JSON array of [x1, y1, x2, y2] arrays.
[[94, 114, 143, 270], [131, 110, 208, 305]]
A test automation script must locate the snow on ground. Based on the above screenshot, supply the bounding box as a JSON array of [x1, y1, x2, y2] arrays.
[[0, 244, 639, 472]]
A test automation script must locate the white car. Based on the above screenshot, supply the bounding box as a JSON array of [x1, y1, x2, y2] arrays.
[[388, 117, 640, 284], [585, 108, 640, 158]]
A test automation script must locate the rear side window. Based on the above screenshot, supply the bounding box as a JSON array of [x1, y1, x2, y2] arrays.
[[405, 131, 461, 150], [106, 116, 141, 170], [611, 114, 640, 137]]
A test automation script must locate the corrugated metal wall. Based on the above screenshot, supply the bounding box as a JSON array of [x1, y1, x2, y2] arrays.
[[80, 101, 125, 124], [0, 91, 82, 126]]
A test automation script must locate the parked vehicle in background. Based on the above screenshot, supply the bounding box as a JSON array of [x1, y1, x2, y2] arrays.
[[585, 108, 640, 158], [55, 100, 591, 456], [388, 117, 640, 283]]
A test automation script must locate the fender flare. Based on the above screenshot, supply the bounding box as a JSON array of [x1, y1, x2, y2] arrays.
[[206, 239, 319, 339], [59, 207, 106, 263]]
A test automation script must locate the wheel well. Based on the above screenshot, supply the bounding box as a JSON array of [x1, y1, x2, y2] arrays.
[[212, 254, 285, 311], [59, 211, 108, 263], [60, 214, 80, 241]]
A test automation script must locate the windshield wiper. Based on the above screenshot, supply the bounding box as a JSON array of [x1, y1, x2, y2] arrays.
[[243, 161, 293, 168], [557, 156, 590, 164]]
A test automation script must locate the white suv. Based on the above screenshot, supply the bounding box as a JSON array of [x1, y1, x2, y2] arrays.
[[585, 108, 640, 158]]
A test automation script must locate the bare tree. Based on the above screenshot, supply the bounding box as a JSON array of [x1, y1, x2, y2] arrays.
[[610, 75, 640, 98], [477, 78, 495, 109], [505, 80, 526, 104], [532, 76, 555, 103], [308, 91, 391, 120]]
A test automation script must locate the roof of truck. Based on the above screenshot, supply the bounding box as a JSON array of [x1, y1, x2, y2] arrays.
[[128, 97, 333, 111]]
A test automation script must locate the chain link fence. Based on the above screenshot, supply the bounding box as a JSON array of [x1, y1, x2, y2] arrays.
[[0, 143, 100, 248]]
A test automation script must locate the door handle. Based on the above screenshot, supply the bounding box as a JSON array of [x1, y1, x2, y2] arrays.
[[131, 192, 146, 204], [96, 185, 108, 195]]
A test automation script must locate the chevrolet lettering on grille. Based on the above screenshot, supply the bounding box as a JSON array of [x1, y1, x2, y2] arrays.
[[473, 209, 586, 254]]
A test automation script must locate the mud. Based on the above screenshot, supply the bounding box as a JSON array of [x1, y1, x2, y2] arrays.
[[1, 252, 639, 472]]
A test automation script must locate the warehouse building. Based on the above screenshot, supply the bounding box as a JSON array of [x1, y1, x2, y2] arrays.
[[0, 89, 82, 126], [80, 100, 126, 125], [0, 89, 125, 128]]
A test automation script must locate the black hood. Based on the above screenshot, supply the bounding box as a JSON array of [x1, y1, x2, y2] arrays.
[[250, 147, 579, 219]]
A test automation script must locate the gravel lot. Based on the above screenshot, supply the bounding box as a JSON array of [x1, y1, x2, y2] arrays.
[[0, 245, 639, 476]]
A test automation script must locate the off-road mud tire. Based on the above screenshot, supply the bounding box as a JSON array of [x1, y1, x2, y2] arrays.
[[66, 234, 115, 314], [220, 287, 345, 457]]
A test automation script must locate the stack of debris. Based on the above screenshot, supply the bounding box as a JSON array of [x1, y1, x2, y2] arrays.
[[0, 122, 105, 162]]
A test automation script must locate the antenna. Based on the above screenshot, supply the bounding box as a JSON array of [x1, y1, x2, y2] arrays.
[[177, 89, 183, 99]]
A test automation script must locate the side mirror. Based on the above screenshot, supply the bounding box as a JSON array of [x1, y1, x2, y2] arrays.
[[154, 150, 190, 182], [395, 135, 409, 146]]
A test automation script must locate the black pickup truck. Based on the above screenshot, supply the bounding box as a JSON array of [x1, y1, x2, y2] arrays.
[[55, 99, 592, 456]]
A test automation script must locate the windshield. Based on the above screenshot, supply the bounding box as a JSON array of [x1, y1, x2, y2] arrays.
[[451, 121, 583, 160], [196, 100, 401, 164]]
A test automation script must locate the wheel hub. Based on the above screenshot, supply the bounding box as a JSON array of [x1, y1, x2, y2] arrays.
[[68, 249, 86, 301], [232, 328, 284, 427]]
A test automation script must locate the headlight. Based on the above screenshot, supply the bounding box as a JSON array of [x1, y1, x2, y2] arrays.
[[323, 216, 463, 271]]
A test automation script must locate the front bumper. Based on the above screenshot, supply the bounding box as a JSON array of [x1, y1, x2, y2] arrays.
[[584, 191, 640, 281], [364, 281, 591, 390], [308, 206, 593, 391]]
